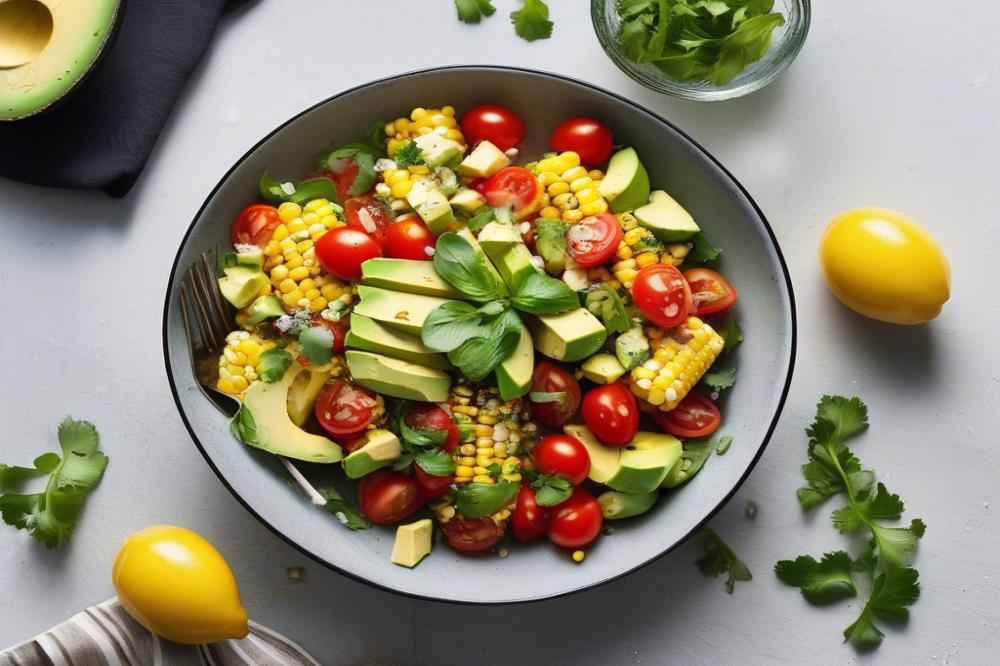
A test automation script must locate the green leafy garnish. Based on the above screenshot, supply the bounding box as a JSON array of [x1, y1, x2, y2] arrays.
[[511, 0, 553, 41], [687, 232, 721, 263], [715, 435, 733, 455], [531, 474, 572, 507], [257, 348, 293, 383], [451, 480, 520, 519], [386, 401, 457, 477], [775, 396, 926, 650], [0, 418, 108, 548], [259, 171, 340, 206], [231, 405, 258, 446], [316, 485, 371, 530], [320, 142, 385, 196], [511, 271, 578, 315], [392, 140, 425, 168], [534, 217, 569, 273], [298, 326, 335, 366], [719, 318, 743, 353], [447, 306, 522, 381], [455, 0, 496, 23], [585, 283, 631, 333], [695, 528, 752, 593], [465, 206, 498, 232], [433, 232, 507, 301], [701, 366, 736, 391], [421, 301, 488, 353]]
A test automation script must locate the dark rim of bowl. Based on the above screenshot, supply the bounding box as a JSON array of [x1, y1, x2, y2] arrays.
[[162, 64, 798, 606]]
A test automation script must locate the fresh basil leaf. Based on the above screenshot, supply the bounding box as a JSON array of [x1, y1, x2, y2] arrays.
[[422, 301, 486, 352], [367, 119, 387, 153], [433, 232, 506, 301], [286, 178, 339, 205], [401, 423, 449, 449], [535, 217, 569, 273], [477, 300, 508, 317], [414, 449, 456, 477], [447, 307, 522, 380], [259, 170, 291, 204], [532, 474, 573, 507], [298, 326, 335, 366], [512, 272, 578, 314], [257, 348, 293, 383], [451, 480, 519, 518], [320, 142, 384, 197], [316, 485, 371, 530]]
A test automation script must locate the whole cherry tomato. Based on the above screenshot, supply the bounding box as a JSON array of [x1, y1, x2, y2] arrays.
[[631, 263, 693, 329], [548, 487, 603, 548], [549, 118, 614, 165], [358, 471, 424, 525], [566, 213, 623, 268], [581, 383, 639, 447], [385, 215, 435, 261], [534, 435, 590, 486], [652, 393, 721, 439], [441, 516, 504, 553], [529, 362, 582, 429], [460, 104, 526, 151], [512, 485, 550, 543], [482, 167, 542, 216], [315, 379, 377, 438], [232, 204, 281, 247], [315, 227, 382, 280]]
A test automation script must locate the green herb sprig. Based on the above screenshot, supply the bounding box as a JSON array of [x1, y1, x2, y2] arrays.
[[696, 528, 752, 593], [387, 401, 457, 477], [259, 171, 341, 206], [454, 0, 553, 42]]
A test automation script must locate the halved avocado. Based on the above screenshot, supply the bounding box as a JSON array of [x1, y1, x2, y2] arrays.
[[0, 0, 123, 121]]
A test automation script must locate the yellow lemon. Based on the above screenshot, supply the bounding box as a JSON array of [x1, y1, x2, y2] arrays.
[[820, 207, 950, 324], [112, 525, 248, 645]]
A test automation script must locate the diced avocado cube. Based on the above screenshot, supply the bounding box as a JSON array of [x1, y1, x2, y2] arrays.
[[244, 294, 285, 325], [581, 353, 626, 385], [234, 246, 265, 268], [344, 314, 452, 370], [524, 308, 607, 363], [493, 244, 538, 292], [361, 258, 468, 299], [477, 221, 522, 257], [459, 140, 510, 178], [563, 424, 619, 484], [597, 490, 659, 520], [352, 286, 458, 336], [343, 429, 402, 479], [413, 133, 465, 168], [606, 432, 682, 494], [597, 147, 650, 214], [345, 351, 451, 402], [406, 179, 455, 235], [615, 324, 650, 371], [495, 325, 533, 400], [218, 265, 268, 309], [391, 518, 433, 568], [449, 188, 486, 214], [436, 167, 460, 196], [634, 190, 700, 242]]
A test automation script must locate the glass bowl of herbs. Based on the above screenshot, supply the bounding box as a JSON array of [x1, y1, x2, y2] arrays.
[[592, 0, 810, 101]]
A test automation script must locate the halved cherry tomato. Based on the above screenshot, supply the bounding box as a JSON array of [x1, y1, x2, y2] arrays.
[[460, 104, 526, 151], [232, 204, 281, 247], [414, 465, 453, 501], [483, 167, 542, 215], [684, 268, 738, 316], [632, 263, 692, 329], [534, 435, 590, 486], [385, 215, 435, 261], [315, 227, 382, 280], [529, 362, 582, 429], [441, 516, 504, 552], [512, 485, 550, 543], [581, 383, 639, 447], [358, 471, 424, 525], [652, 393, 721, 439], [344, 195, 392, 248], [315, 379, 377, 438], [548, 487, 603, 548], [549, 118, 614, 165], [404, 404, 460, 453], [566, 213, 623, 268]]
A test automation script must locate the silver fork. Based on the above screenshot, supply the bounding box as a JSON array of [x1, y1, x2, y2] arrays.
[[179, 249, 329, 508]]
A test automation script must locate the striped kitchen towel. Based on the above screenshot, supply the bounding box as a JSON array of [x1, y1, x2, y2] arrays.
[[0, 598, 320, 666]]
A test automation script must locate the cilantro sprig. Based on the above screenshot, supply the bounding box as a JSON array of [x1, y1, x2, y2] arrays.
[[453, 0, 552, 42], [775, 396, 926, 650], [0, 418, 109, 548], [695, 528, 752, 593], [455, 0, 496, 23], [387, 401, 457, 477]]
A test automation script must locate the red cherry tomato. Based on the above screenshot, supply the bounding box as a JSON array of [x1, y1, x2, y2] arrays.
[[385, 215, 435, 261], [232, 204, 281, 247], [460, 104, 526, 151], [581, 383, 639, 447], [512, 485, 550, 543], [358, 471, 424, 525], [404, 404, 460, 453], [483, 167, 542, 215], [529, 362, 582, 429], [314, 379, 377, 438], [632, 264, 693, 329], [413, 464, 453, 500], [315, 226, 382, 280], [548, 487, 603, 548], [566, 213, 623, 268], [309, 315, 346, 353], [344, 195, 392, 248], [684, 268, 738, 316], [652, 393, 721, 439], [549, 118, 614, 165], [441, 516, 504, 552], [534, 434, 590, 486]]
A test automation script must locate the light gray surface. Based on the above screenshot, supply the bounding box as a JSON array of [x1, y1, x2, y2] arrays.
[[0, 1, 997, 663]]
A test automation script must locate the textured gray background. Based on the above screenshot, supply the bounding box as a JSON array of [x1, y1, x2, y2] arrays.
[[1, 2, 998, 664]]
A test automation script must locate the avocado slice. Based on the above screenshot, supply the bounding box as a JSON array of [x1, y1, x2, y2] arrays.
[[360, 258, 468, 299], [286, 366, 333, 427], [345, 350, 451, 402], [413, 133, 465, 168], [449, 188, 486, 214], [606, 431, 682, 494], [661, 440, 713, 488], [406, 179, 455, 235], [235, 364, 343, 463], [343, 429, 402, 479], [477, 221, 521, 257], [598, 490, 659, 520], [615, 324, 650, 371], [218, 265, 268, 309], [391, 518, 433, 568], [459, 140, 510, 179], [563, 424, 619, 484], [344, 314, 452, 370], [524, 308, 607, 363], [479, 223, 539, 292], [634, 190, 701, 242], [353, 285, 458, 336], [0, 0, 122, 121], [244, 295, 284, 325], [495, 325, 533, 400], [581, 353, 626, 385], [598, 148, 651, 214]]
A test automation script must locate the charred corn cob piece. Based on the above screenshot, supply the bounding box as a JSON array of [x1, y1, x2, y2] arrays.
[[384, 106, 465, 158], [261, 199, 351, 313], [630, 317, 724, 411], [532, 151, 608, 222], [217, 331, 277, 397]]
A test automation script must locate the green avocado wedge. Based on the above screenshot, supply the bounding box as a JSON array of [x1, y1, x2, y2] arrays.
[[345, 350, 451, 402], [598, 147, 651, 214]]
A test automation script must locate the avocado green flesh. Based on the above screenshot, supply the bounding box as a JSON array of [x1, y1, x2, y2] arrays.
[[634, 190, 701, 242], [606, 432, 682, 494], [352, 285, 458, 336], [563, 424, 619, 484], [391, 519, 433, 568], [360, 258, 467, 299], [218, 265, 267, 309], [525, 309, 607, 363], [598, 490, 659, 520], [581, 353, 626, 385], [346, 350, 451, 402], [345, 314, 452, 370], [495, 325, 533, 400], [246, 295, 284, 324], [598, 147, 651, 214], [343, 430, 402, 479], [238, 364, 343, 463], [0, 0, 122, 121]]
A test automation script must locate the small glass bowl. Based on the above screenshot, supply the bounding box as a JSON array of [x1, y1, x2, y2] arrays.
[[592, 0, 810, 101]]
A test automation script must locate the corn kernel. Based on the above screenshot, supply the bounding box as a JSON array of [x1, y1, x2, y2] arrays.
[[563, 209, 584, 223], [278, 202, 301, 222], [547, 181, 570, 196]]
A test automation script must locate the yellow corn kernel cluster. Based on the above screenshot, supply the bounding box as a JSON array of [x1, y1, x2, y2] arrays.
[[380, 166, 432, 200], [384, 106, 465, 158], [261, 199, 350, 313], [630, 317, 725, 411], [217, 331, 277, 397], [611, 251, 657, 288], [614, 212, 692, 267], [534, 151, 608, 223]]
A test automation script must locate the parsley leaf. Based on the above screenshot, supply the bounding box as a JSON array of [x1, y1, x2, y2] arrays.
[[258, 348, 293, 383], [719, 318, 743, 353], [687, 232, 721, 263], [0, 418, 108, 548], [298, 326, 335, 366], [695, 528, 752, 593], [392, 140, 425, 168], [316, 485, 370, 530], [702, 366, 736, 391], [455, 0, 496, 23], [531, 474, 573, 507], [774, 552, 858, 604], [510, 0, 553, 42], [451, 480, 519, 519]]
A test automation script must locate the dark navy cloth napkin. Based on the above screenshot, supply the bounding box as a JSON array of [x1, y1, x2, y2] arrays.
[[0, 0, 248, 197]]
